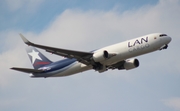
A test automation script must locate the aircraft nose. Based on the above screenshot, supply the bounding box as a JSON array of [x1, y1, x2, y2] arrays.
[[167, 36, 172, 44]]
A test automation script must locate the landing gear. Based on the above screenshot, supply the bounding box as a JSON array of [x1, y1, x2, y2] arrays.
[[93, 62, 107, 73], [159, 44, 168, 50], [93, 62, 103, 70]]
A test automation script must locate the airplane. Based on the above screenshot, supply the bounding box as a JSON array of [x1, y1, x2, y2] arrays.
[[11, 33, 172, 78]]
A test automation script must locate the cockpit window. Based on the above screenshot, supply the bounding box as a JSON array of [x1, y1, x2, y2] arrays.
[[159, 34, 167, 37]]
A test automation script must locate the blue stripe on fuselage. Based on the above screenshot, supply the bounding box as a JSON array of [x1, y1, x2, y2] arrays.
[[45, 58, 77, 72], [32, 58, 77, 77]]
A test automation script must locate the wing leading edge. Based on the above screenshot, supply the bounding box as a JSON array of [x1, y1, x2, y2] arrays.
[[20, 34, 93, 66]]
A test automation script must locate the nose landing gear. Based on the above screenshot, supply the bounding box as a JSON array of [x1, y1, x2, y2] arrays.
[[159, 44, 168, 50]]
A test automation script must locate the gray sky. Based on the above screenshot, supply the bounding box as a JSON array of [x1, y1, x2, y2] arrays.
[[0, 0, 180, 111]]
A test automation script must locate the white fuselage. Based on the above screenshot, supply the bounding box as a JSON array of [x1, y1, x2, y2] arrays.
[[38, 33, 171, 77]]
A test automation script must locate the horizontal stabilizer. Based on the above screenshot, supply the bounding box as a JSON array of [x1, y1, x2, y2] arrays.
[[11, 67, 43, 73]]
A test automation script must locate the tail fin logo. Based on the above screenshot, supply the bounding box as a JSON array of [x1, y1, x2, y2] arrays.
[[28, 49, 42, 64]]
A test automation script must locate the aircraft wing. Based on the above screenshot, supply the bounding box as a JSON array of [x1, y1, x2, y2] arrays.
[[20, 34, 93, 65], [11, 67, 44, 73]]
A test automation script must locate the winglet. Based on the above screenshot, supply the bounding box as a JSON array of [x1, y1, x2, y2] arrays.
[[19, 33, 33, 45]]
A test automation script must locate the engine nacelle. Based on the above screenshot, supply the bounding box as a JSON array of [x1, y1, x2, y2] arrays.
[[124, 58, 139, 70], [93, 50, 109, 62]]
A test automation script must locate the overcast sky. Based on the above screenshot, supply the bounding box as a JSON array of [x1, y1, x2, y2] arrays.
[[0, 0, 180, 111]]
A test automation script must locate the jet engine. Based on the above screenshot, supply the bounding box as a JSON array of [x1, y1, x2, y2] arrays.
[[123, 58, 139, 70], [93, 50, 109, 62]]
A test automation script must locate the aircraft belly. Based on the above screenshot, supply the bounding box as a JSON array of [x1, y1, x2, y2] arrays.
[[51, 63, 92, 77]]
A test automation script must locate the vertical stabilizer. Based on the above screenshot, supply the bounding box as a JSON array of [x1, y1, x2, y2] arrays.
[[26, 46, 52, 69]]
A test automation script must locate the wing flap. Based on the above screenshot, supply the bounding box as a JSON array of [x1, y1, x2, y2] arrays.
[[11, 67, 44, 73]]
